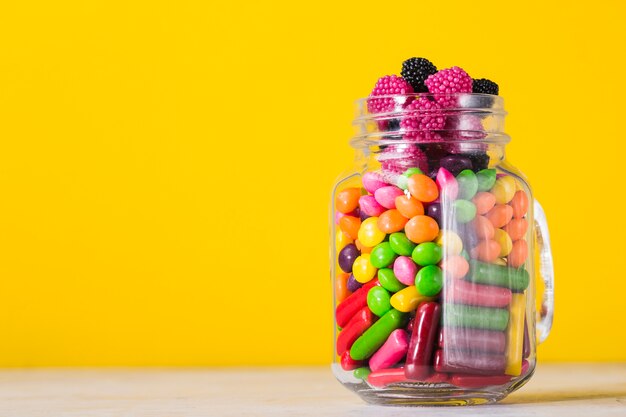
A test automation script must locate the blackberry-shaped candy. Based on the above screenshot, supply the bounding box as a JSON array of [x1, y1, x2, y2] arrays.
[[401, 57, 438, 93], [466, 152, 490, 171], [472, 78, 499, 95]]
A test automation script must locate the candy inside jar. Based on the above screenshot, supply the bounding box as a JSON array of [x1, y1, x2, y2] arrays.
[[331, 57, 553, 406]]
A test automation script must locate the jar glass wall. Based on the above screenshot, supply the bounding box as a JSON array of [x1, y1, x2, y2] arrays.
[[330, 93, 553, 405]]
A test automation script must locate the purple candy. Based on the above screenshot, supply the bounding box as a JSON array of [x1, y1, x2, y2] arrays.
[[338, 244, 360, 273], [347, 273, 362, 292], [426, 203, 442, 226], [440, 155, 473, 176]]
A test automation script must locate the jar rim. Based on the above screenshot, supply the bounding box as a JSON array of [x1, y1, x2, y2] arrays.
[[352, 93, 510, 146], [354, 93, 505, 111]]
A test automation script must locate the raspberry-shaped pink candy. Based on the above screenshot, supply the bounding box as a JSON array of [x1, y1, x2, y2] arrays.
[[425, 66, 473, 108], [378, 144, 428, 174], [367, 75, 414, 114], [400, 97, 445, 140]]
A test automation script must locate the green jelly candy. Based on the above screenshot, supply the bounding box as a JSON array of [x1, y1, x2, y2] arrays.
[[461, 249, 470, 261], [477, 169, 497, 191], [397, 168, 423, 190], [456, 169, 479, 200], [412, 242, 443, 266], [353, 367, 371, 380], [367, 286, 392, 316], [445, 304, 510, 331], [389, 232, 416, 256], [350, 308, 407, 360], [454, 199, 477, 223], [415, 265, 443, 296], [378, 268, 407, 293], [468, 260, 530, 291], [370, 242, 398, 268]]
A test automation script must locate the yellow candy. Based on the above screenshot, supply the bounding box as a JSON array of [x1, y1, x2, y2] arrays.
[[493, 257, 507, 266], [352, 254, 377, 283], [494, 228, 513, 257], [435, 230, 463, 256], [336, 230, 353, 251], [390, 285, 432, 312], [357, 217, 386, 248], [505, 293, 526, 376], [491, 176, 516, 204]]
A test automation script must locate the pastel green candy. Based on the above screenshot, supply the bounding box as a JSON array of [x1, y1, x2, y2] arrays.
[[468, 260, 530, 291], [477, 169, 497, 191], [461, 249, 470, 261], [415, 265, 443, 296], [353, 367, 371, 380], [412, 242, 443, 266], [350, 308, 407, 360], [370, 242, 398, 268], [454, 199, 477, 223], [367, 286, 392, 316], [397, 167, 423, 190], [456, 169, 479, 200], [377, 268, 407, 293], [389, 232, 416, 256], [445, 304, 510, 331]]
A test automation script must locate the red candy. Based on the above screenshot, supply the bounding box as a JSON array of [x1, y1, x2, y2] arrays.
[[335, 279, 379, 328], [336, 307, 375, 356], [449, 373, 512, 388], [405, 302, 441, 380], [446, 279, 512, 308], [367, 367, 408, 388], [367, 367, 450, 388], [340, 350, 364, 371], [434, 349, 506, 375]]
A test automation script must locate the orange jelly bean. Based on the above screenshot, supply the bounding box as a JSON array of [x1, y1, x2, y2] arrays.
[[472, 240, 501, 263], [473, 192, 496, 215], [405, 215, 440, 244], [395, 195, 424, 219], [504, 218, 528, 241], [509, 190, 529, 218], [486, 204, 514, 229], [336, 187, 361, 214], [407, 174, 439, 203], [355, 239, 373, 254], [473, 215, 495, 240], [377, 209, 409, 234], [339, 215, 361, 240], [440, 255, 470, 279], [508, 239, 528, 267], [335, 272, 351, 303]]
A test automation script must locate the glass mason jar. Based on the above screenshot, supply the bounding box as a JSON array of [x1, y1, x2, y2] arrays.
[[331, 93, 554, 405]]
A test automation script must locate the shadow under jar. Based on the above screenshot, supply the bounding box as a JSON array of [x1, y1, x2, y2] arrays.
[[331, 93, 554, 406]]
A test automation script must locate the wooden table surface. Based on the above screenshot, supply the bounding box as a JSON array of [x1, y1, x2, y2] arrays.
[[0, 364, 625, 416]]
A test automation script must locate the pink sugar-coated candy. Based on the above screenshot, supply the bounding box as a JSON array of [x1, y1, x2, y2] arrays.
[[393, 256, 418, 286], [369, 329, 409, 372], [436, 167, 459, 201], [374, 186, 404, 209], [359, 195, 386, 217], [362, 172, 389, 194]]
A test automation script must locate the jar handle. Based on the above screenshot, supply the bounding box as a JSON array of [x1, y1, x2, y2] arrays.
[[534, 200, 554, 344]]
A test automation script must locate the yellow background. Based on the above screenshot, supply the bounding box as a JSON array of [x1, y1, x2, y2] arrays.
[[0, 1, 625, 366]]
